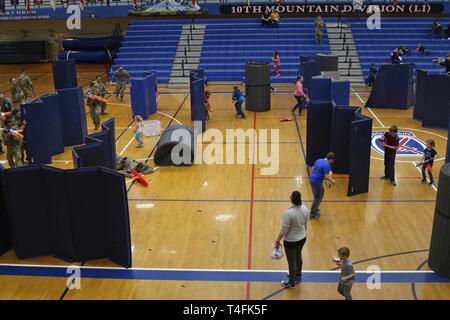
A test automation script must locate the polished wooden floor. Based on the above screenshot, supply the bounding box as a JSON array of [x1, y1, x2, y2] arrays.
[[0, 64, 449, 300]]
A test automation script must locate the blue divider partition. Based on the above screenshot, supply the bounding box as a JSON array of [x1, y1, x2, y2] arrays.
[[131, 71, 157, 119], [422, 75, 450, 129], [348, 114, 373, 196], [306, 101, 333, 166], [446, 115, 450, 163], [330, 106, 360, 174], [414, 70, 428, 121], [57, 86, 87, 146], [72, 119, 117, 170], [310, 77, 332, 102], [190, 70, 206, 132], [39, 94, 64, 155], [365, 63, 414, 109], [300, 60, 320, 91], [0, 166, 12, 255], [0, 165, 131, 267], [331, 80, 350, 106], [52, 59, 78, 90]]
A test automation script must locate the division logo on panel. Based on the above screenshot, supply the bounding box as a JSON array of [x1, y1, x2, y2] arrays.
[[371, 131, 426, 157]]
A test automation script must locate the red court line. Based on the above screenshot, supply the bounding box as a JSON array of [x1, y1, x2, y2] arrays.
[[246, 112, 257, 300]]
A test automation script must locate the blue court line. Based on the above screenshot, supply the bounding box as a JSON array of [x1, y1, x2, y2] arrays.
[[0, 265, 448, 283], [128, 198, 435, 203]]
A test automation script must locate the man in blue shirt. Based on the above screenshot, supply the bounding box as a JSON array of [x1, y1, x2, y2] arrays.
[[232, 86, 246, 119], [309, 152, 335, 219]]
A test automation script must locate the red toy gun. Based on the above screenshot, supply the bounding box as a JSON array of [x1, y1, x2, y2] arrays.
[[130, 168, 149, 187]]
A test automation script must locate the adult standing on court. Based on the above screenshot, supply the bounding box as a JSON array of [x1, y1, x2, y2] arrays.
[[380, 125, 399, 186], [292, 76, 307, 115], [112, 66, 130, 102], [314, 16, 324, 45], [93, 75, 109, 115], [275, 191, 309, 289], [309, 152, 335, 219], [18, 70, 35, 102]]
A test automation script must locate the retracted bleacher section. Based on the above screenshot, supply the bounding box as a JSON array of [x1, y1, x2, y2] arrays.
[[112, 20, 185, 83], [199, 18, 331, 83], [352, 17, 450, 80]]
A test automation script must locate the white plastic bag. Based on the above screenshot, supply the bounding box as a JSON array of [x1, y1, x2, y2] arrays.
[[271, 243, 284, 260]]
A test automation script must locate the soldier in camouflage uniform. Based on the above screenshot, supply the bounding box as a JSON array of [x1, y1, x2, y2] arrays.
[[18, 70, 35, 102], [2, 117, 23, 168], [85, 82, 102, 130], [10, 77, 24, 108], [112, 66, 130, 102], [92, 75, 109, 115], [116, 156, 154, 178], [47, 33, 62, 62], [314, 15, 324, 45]]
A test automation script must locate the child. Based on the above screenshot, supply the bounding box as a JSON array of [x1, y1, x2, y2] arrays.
[[232, 86, 246, 119], [204, 90, 213, 120], [134, 115, 143, 148], [334, 247, 356, 300], [419, 139, 437, 185], [273, 50, 281, 78]]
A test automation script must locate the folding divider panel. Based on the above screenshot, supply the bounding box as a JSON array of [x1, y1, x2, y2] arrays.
[[102, 118, 117, 170], [414, 70, 428, 121], [52, 59, 78, 90], [306, 101, 333, 166], [0, 167, 12, 255], [347, 115, 373, 196], [422, 75, 450, 129], [40, 93, 65, 155], [72, 141, 103, 168], [57, 86, 87, 146], [310, 77, 332, 102], [331, 80, 350, 107]]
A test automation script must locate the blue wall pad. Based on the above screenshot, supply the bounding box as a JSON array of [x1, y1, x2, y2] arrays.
[[190, 77, 206, 121], [300, 60, 320, 90], [446, 115, 450, 163], [52, 59, 78, 90], [0, 165, 131, 267], [131, 72, 157, 120], [0, 166, 12, 255], [21, 100, 53, 164], [72, 141, 103, 169], [348, 114, 373, 196], [39, 94, 65, 155], [306, 101, 333, 166], [422, 75, 450, 130], [331, 80, 350, 106], [310, 77, 332, 102], [414, 70, 428, 121], [101, 118, 117, 170], [62, 37, 121, 50], [365, 63, 414, 109], [330, 106, 360, 174], [57, 86, 87, 146], [58, 50, 113, 64]]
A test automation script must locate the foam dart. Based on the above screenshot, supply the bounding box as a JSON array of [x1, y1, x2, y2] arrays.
[[131, 168, 149, 187]]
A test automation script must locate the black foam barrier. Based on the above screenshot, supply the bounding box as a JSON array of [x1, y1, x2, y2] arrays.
[[154, 124, 195, 166], [72, 118, 117, 170], [245, 62, 271, 112], [52, 59, 78, 90], [422, 75, 450, 129], [0, 166, 12, 255], [428, 163, 450, 278], [131, 71, 157, 120], [413, 70, 428, 121], [300, 60, 320, 91], [365, 63, 414, 109], [57, 86, 87, 145], [0, 165, 131, 267], [306, 101, 333, 166], [330, 106, 360, 174], [347, 114, 373, 196]]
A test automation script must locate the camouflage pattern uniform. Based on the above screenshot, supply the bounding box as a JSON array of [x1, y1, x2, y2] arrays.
[[47, 33, 62, 62], [92, 78, 109, 115], [10, 78, 24, 109], [18, 73, 35, 102], [2, 123, 23, 168], [85, 87, 102, 130], [314, 18, 324, 45], [112, 67, 130, 102], [116, 156, 154, 178]]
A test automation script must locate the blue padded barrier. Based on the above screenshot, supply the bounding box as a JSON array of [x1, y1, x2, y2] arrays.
[[422, 75, 450, 129], [101, 167, 132, 268], [190, 76, 206, 132], [52, 59, 78, 90], [414, 70, 428, 121], [40, 166, 76, 261], [2, 165, 52, 258], [131, 72, 157, 119], [330, 106, 360, 174], [21, 100, 52, 164], [347, 114, 373, 196], [62, 37, 121, 50], [310, 77, 332, 102], [72, 141, 103, 169], [57, 86, 87, 146], [365, 63, 414, 109], [301, 61, 321, 91], [58, 50, 113, 63], [446, 115, 450, 163], [101, 118, 117, 171], [39, 94, 65, 156], [0, 166, 12, 255], [331, 80, 350, 106], [306, 101, 333, 166]]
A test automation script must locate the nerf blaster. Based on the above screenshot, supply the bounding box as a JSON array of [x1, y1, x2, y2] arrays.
[[1, 127, 24, 140]]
